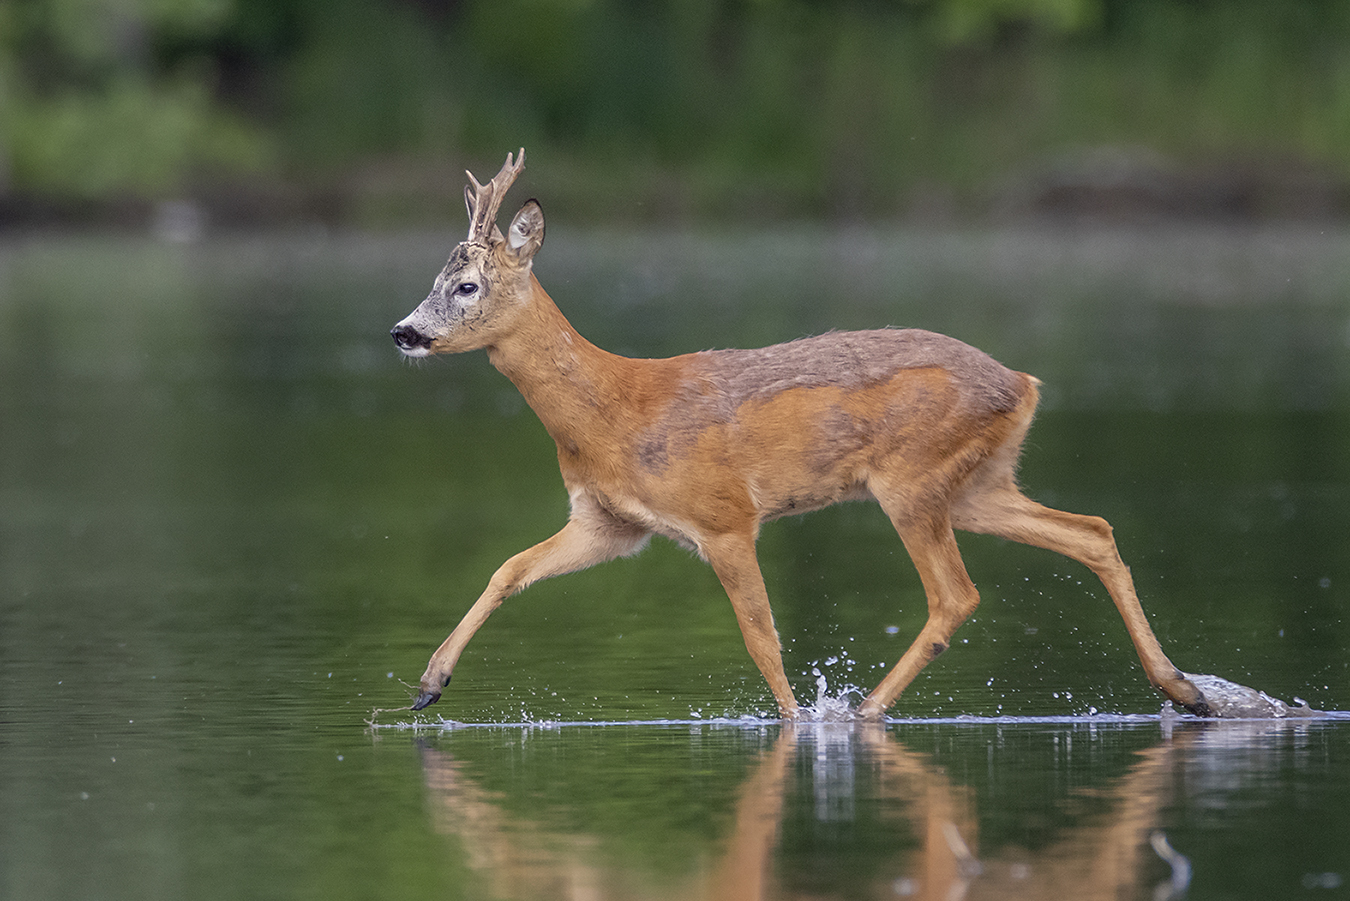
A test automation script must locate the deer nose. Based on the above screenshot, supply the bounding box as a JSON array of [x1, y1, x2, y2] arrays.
[[390, 324, 432, 351]]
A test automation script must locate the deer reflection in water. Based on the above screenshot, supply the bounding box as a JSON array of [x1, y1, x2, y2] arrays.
[[414, 720, 1316, 901]]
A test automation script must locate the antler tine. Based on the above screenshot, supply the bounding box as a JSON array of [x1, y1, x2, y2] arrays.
[[465, 148, 526, 243]]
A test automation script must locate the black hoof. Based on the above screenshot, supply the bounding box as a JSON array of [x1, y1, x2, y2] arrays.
[[411, 689, 441, 711], [1182, 697, 1215, 718]]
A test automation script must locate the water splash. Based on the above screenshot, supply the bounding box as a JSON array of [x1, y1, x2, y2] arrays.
[[798, 664, 866, 722], [1184, 672, 1323, 718]]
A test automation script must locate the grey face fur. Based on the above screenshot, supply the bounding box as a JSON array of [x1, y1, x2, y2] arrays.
[[389, 200, 544, 357], [391, 243, 495, 357]]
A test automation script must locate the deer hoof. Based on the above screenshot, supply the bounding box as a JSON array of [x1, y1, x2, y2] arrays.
[[411, 688, 442, 711], [1159, 674, 1214, 717]]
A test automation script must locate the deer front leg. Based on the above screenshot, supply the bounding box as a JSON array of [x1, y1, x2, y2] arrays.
[[701, 532, 801, 719], [413, 511, 649, 711]]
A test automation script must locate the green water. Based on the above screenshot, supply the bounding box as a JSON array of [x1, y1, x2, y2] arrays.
[[2, 225, 1349, 899]]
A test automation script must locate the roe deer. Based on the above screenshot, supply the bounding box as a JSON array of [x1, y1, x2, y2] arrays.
[[390, 149, 1287, 719]]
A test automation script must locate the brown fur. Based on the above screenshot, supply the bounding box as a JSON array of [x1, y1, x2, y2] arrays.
[[390, 149, 1212, 719]]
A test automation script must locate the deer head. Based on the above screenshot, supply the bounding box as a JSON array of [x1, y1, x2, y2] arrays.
[[391, 149, 544, 357]]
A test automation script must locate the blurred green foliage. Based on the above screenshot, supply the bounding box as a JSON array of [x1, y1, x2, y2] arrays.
[[2, 0, 1349, 219], [1, 0, 271, 200]]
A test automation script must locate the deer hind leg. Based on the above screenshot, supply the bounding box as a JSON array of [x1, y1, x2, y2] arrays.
[[700, 531, 801, 719], [413, 505, 650, 710], [858, 509, 983, 719], [949, 478, 1210, 715]]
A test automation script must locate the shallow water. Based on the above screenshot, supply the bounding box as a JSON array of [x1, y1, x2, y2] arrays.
[[2, 224, 1349, 899]]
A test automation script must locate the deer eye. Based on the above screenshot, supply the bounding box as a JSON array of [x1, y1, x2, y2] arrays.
[[454, 282, 479, 296]]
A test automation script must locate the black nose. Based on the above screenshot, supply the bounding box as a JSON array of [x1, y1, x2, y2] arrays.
[[390, 324, 432, 351]]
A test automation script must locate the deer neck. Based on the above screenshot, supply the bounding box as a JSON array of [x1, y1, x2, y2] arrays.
[[486, 275, 635, 452]]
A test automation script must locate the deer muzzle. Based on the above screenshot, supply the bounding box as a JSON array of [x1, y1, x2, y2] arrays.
[[390, 323, 433, 355]]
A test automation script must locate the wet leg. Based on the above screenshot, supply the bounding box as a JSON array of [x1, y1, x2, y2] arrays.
[[414, 511, 649, 710], [859, 513, 981, 718], [951, 484, 1209, 714], [701, 531, 801, 719]]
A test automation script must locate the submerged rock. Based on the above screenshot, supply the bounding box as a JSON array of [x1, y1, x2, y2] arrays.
[[1184, 672, 1322, 718]]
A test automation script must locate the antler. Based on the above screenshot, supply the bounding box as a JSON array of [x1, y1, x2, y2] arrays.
[[464, 148, 526, 243]]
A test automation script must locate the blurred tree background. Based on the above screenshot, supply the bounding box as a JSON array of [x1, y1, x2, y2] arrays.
[[2, 0, 1349, 226]]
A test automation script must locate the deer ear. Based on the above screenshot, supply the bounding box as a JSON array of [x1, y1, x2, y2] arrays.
[[506, 200, 545, 260]]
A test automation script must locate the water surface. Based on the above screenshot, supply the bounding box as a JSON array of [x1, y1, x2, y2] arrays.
[[2, 224, 1348, 898]]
